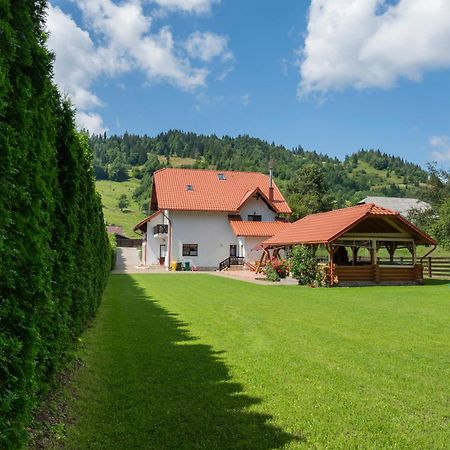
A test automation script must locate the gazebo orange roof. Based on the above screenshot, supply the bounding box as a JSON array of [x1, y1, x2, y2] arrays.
[[263, 203, 436, 247]]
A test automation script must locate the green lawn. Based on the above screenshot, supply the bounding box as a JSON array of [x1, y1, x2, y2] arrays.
[[96, 179, 146, 237], [55, 275, 450, 449]]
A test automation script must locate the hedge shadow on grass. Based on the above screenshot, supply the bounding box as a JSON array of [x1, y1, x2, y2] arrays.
[[65, 275, 301, 449], [423, 279, 450, 286]]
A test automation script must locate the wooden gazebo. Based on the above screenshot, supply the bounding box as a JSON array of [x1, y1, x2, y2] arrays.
[[261, 203, 437, 285]]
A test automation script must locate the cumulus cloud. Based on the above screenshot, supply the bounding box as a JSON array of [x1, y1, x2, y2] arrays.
[[77, 112, 107, 134], [185, 31, 232, 62], [150, 0, 219, 14], [46, 0, 230, 133], [74, 0, 208, 89], [299, 0, 450, 95], [430, 135, 450, 162], [47, 5, 106, 111]]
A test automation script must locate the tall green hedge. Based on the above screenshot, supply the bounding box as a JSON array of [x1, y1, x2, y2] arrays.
[[0, 1, 111, 447]]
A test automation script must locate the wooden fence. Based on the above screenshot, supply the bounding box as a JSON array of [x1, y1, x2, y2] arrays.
[[316, 256, 450, 278], [381, 257, 450, 278], [116, 237, 142, 248], [423, 257, 450, 278]]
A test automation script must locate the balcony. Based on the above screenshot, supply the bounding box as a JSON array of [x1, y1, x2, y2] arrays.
[[153, 224, 168, 236]]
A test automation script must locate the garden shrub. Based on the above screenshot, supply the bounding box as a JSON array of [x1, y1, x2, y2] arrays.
[[265, 265, 281, 282], [265, 259, 289, 282], [0, 3, 111, 447], [289, 245, 321, 286]]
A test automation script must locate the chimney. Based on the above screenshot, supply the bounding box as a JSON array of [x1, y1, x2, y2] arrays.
[[269, 167, 274, 203]]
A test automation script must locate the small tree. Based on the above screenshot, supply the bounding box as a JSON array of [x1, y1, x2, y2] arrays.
[[289, 245, 319, 285], [118, 194, 129, 212], [432, 198, 450, 249]]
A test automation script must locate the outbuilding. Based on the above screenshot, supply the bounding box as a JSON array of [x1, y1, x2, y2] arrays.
[[262, 203, 437, 285]]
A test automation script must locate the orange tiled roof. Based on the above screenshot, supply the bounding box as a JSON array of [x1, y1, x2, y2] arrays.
[[263, 203, 436, 246], [133, 210, 161, 233], [151, 168, 291, 214], [229, 218, 290, 237]]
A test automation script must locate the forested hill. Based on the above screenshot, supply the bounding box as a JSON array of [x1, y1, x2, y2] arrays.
[[89, 130, 428, 211]]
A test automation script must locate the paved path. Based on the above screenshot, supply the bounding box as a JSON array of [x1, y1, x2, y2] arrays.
[[112, 247, 142, 274], [112, 248, 298, 285]]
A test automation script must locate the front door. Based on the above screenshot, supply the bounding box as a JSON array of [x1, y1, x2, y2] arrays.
[[230, 245, 237, 257], [159, 245, 166, 264]]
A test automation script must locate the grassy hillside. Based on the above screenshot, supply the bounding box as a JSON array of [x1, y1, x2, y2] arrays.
[[157, 155, 197, 167], [96, 179, 145, 237]]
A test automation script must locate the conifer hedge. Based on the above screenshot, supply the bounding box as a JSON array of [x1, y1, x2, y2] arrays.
[[0, 2, 111, 446]]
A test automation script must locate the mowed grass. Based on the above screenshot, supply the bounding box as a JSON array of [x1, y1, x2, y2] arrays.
[[58, 275, 450, 449], [95, 179, 146, 237]]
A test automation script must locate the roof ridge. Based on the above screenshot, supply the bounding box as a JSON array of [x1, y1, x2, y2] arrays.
[[367, 203, 399, 215], [298, 203, 370, 219], [157, 167, 271, 176]]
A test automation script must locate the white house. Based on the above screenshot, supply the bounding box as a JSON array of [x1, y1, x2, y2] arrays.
[[134, 168, 291, 270]]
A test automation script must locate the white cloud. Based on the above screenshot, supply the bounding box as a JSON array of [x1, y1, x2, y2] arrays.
[[241, 93, 250, 106], [185, 31, 232, 62], [75, 0, 208, 90], [77, 111, 107, 134], [430, 135, 450, 162], [299, 0, 450, 95], [47, 0, 230, 133], [47, 5, 108, 110], [150, 0, 219, 14]]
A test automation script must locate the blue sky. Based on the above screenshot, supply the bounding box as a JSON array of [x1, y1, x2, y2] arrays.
[[47, 0, 450, 166]]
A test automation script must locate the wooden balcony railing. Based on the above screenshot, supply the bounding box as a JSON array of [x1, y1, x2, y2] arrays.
[[153, 224, 168, 235]]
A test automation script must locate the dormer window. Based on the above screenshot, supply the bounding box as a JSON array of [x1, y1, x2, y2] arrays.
[[217, 173, 226, 180], [186, 184, 194, 191]]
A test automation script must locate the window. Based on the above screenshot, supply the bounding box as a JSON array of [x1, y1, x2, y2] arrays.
[[217, 173, 226, 180], [182, 244, 198, 256], [248, 214, 262, 222], [186, 184, 194, 191]]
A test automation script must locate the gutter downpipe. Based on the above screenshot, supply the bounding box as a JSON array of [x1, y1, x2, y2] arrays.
[[161, 210, 172, 270], [420, 244, 437, 263]]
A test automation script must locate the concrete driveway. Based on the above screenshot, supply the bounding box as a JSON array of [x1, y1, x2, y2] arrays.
[[112, 247, 141, 274]]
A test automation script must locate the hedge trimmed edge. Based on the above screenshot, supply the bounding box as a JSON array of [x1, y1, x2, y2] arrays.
[[0, 2, 111, 447]]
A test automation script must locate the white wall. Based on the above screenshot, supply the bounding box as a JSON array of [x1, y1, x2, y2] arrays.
[[150, 196, 278, 269], [143, 214, 168, 266], [242, 236, 266, 264], [170, 211, 238, 268], [238, 196, 277, 222]]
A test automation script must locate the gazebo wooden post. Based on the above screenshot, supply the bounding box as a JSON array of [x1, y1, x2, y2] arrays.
[[372, 239, 380, 283], [408, 242, 417, 265], [352, 246, 359, 265], [326, 244, 336, 286], [256, 248, 268, 274], [387, 242, 397, 263]]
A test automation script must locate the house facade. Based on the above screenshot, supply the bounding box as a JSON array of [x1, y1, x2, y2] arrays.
[[134, 168, 291, 270]]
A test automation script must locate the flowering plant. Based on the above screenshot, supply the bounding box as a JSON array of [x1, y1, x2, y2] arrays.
[[265, 258, 288, 281]]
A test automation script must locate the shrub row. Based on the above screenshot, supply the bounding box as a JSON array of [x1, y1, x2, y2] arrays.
[[0, 2, 111, 447]]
